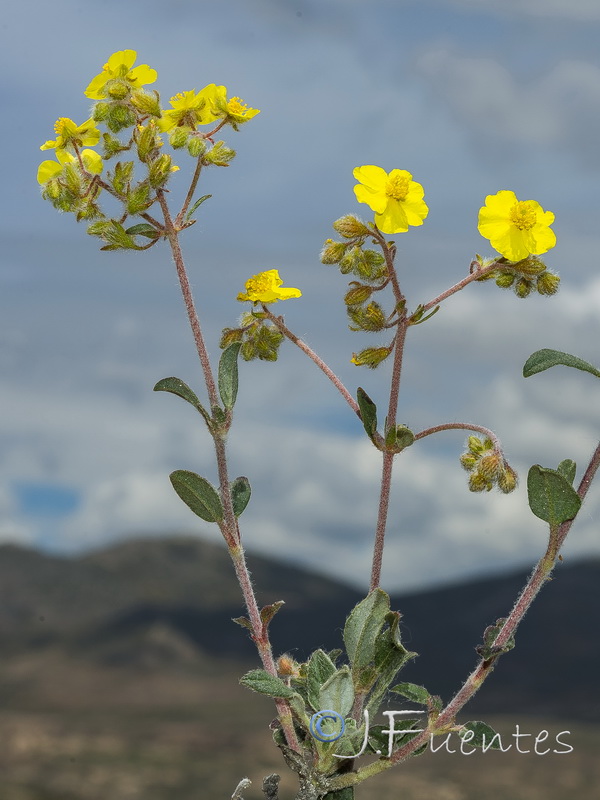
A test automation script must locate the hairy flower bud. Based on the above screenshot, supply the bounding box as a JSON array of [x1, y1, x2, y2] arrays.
[[495, 272, 515, 289], [351, 346, 391, 368], [536, 271, 560, 296], [169, 127, 191, 149], [459, 453, 478, 471], [333, 214, 369, 239], [478, 452, 503, 481], [187, 136, 207, 158], [320, 239, 348, 264], [498, 465, 518, 494], [469, 471, 492, 492], [344, 285, 373, 306], [515, 278, 533, 299]]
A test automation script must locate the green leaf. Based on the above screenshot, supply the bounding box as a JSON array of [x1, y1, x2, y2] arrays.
[[260, 600, 284, 629], [476, 617, 515, 660], [389, 682, 431, 706], [324, 789, 354, 800], [318, 666, 354, 718], [557, 459, 576, 485], [356, 387, 378, 441], [527, 465, 581, 526], [460, 721, 502, 750], [343, 589, 389, 671], [523, 349, 600, 379], [169, 470, 223, 523], [153, 377, 211, 425], [232, 615, 253, 632], [307, 649, 337, 711], [186, 193, 212, 220], [231, 476, 251, 517], [218, 342, 242, 410], [366, 617, 416, 716], [125, 223, 159, 239], [240, 668, 296, 699]]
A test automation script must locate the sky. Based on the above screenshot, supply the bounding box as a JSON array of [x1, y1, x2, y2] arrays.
[[2, 0, 600, 592]]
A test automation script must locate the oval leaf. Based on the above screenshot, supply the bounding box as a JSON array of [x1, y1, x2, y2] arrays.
[[240, 668, 296, 699], [318, 666, 355, 718], [125, 223, 160, 239], [389, 682, 431, 706], [343, 588, 390, 670], [523, 349, 600, 379], [153, 377, 211, 424], [460, 720, 502, 750], [527, 465, 581, 526], [231, 476, 251, 517], [218, 342, 242, 410], [307, 649, 337, 711], [356, 387, 378, 441], [170, 470, 223, 523]]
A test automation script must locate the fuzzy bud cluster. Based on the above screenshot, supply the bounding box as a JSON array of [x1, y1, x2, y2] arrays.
[[322, 217, 397, 367], [475, 254, 560, 299], [460, 436, 517, 493], [220, 312, 284, 362]]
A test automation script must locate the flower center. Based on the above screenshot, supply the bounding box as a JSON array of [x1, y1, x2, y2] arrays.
[[385, 174, 410, 201], [54, 117, 74, 135], [228, 97, 248, 116], [246, 275, 271, 294], [509, 201, 537, 230]]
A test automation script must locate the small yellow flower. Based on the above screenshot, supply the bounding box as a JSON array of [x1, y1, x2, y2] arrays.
[[84, 50, 157, 100], [37, 149, 103, 184], [158, 89, 211, 132], [237, 270, 301, 304], [201, 84, 260, 126], [353, 165, 428, 234], [40, 118, 100, 152], [478, 190, 556, 262]]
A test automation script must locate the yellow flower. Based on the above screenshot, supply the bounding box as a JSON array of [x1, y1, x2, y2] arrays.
[[201, 84, 260, 126], [40, 117, 100, 152], [237, 270, 301, 303], [84, 50, 157, 100], [478, 190, 556, 262], [158, 89, 211, 132], [37, 149, 103, 184], [353, 166, 428, 234]]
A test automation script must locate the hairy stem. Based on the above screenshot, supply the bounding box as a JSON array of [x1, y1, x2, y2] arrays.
[[421, 260, 501, 313], [158, 191, 300, 752], [414, 422, 501, 451], [263, 307, 360, 415]]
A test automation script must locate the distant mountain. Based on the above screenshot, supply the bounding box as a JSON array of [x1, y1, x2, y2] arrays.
[[0, 537, 598, 719]]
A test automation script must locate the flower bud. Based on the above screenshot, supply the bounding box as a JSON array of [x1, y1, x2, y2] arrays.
[[333, 215, 369, 239], [107, 104, 137, 133], [351, 347, 391, 368], [92, 102, 110, 122], [169, 127, 190, 149], [514, 278, 532, 298], [105, 79, 129, 100], [467, 436, 486, 455], [320, 239, 348, 264], [514, 255, 547, 276], [130, 90, 161, 118], [344, 285, 372, 306], [495, 272, 515, 289], [536, 272, 560, 296], [204, 141, 236, 166], [187, 136, 207, 158], [498, 465, 518, 494], [277, 655, 299, 677], [469, 471, 492, 492], [220, 327, 244, 348], [478, 452, 502, 481], [148, 154, 174, 188], [460, 453, 477, 471]]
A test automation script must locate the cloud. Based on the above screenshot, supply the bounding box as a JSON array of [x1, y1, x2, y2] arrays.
[[417, 50, 600, 166]]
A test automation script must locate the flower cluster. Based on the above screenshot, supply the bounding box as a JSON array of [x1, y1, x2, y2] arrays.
[[38, 50, 260, 246], [460, 436, 517, 493]]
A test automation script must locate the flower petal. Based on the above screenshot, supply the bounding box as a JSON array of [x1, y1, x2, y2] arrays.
[[37, 160, 62, 184]]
